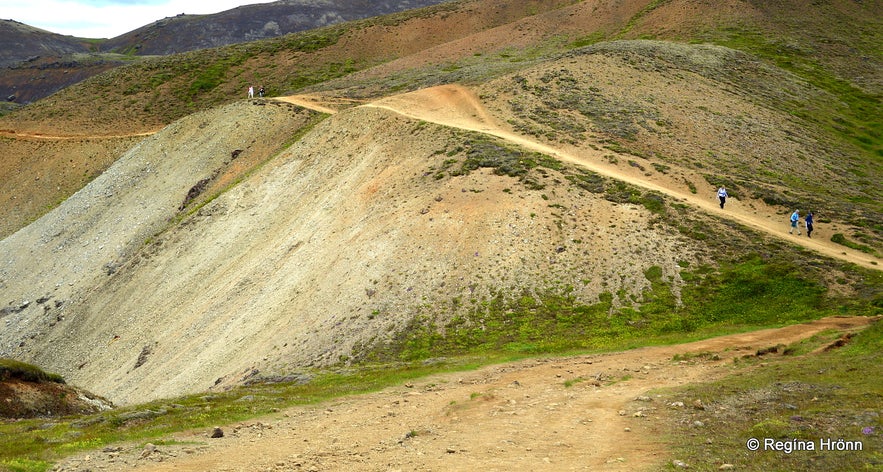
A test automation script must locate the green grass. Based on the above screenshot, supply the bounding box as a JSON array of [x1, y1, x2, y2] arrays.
[[657, 319, 883, 471], [831, 233, 878, 256], [0, 357, 488, 470], [708, 26, 882, 164], [0, 256, 879, 471], [0, 359, 64, 384], [361, 256, 881, 363]]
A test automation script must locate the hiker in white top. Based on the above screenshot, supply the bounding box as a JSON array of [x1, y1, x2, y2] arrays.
[[717, 186, 728, 209], [248, 86, 254, 98]]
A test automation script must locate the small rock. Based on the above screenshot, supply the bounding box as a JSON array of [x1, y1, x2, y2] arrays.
[[692, 399, 705, 410], [719, 464, 735, 470], [210, 427, 224, 438], [624, 427, 631, 432], [672, 459, 689, 468], [446, 447, 457, 454], [140, 443, 157, 459], [635, 395, 652, 402], [693, 420, 705, 427]]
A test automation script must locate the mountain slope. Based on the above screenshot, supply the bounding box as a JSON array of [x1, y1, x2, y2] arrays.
[[0, 0, 582, 239], [0, 20, 91, 68], [0, 0, 880, 408], [3, 61, 881, 405], [0, 1, 456, 106], [100, 0, 455, 56]]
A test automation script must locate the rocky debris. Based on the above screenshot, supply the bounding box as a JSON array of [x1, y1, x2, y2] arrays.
[[0, 300, 30, 318], [211, 426, 224, 438], [179, 177, 212, 210], [823, 332, 856, 351], [133, 345, 152, 369], [140, 443, 157, 459]]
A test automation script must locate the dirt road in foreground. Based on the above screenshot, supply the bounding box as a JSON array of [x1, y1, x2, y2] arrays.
[[54, 316, 875, 472]]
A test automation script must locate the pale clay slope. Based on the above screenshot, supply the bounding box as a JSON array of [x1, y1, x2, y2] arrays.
[[1, 73, 880, 407], [2, 78, 881, 407], [6, 100, 696, 405]]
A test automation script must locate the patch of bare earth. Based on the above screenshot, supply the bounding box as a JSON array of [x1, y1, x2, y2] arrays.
[[51, 316, 875, 472]]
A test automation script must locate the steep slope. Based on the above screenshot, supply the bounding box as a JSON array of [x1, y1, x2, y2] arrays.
[[0, 0, 880, 409], [0, 0, 581, 239], [3, 101, 705, 404], [4, 71, 880, 406], [0, 100, 318, 390]]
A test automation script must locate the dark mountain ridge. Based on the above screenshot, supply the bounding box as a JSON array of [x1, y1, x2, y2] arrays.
[[99, 0, 454, 56], [0, 0, 453, 105]]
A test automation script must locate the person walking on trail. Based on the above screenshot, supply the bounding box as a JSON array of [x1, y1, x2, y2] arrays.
[[248, 86, 254, 98], [805, 211, 815, 238], [259, 86, 265, 98], [717, 186, 728, 209], [789, 209, 801, 235]]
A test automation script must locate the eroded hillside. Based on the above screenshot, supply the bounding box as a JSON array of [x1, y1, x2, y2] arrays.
[[0, 0, 880, 410], [2, 98, 709, 404]]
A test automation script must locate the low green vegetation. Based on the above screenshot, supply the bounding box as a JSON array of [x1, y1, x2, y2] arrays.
[[0, 359, 64, 384], [657, 318, 883, 471], [2, 256, 878, 471], [0, 357, 486, 470], [831, 233, 878, 256], [364, 256, 880, 362]]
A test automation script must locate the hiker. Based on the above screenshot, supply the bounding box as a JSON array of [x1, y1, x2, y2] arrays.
[[789, 209, 801, 235], [259, 86, 265, 97], [717, 186, 728, 209], [805, 211, 814, 238], [248, 86, 254, 98]]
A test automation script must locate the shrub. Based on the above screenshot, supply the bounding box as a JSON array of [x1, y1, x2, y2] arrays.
[[0, 359, 65, 384]]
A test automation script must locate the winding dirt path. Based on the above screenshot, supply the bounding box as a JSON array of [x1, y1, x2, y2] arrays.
[[280, 86, 881, 271], [363, 85, 881, 271], [56, 316, 876, 472], [47, 88, 881, 471], [0, 130, 157, 140]]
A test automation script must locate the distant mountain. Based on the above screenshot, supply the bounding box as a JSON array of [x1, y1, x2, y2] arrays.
[[0, 0, 453, 105], [99, 0, 454, 56], [0, 20, 91, 68]]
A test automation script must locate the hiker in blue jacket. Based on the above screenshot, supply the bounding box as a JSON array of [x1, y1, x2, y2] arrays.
[[789, 209, 801, 235], [805, 211, 814, 238]]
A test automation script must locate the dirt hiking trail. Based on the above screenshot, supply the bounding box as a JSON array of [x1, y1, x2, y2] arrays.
[[0, 130, 157, 140], [56, 316, 876, 471], [280, 86, 881, 271]]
